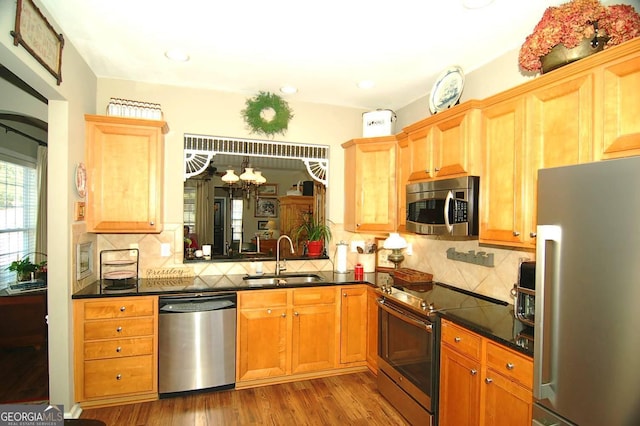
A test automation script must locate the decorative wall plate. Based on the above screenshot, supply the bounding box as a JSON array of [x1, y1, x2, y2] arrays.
[[429, 66, 465, 114], [75, 163, 87, 198]]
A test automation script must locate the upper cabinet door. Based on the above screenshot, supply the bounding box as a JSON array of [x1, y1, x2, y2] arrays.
[[479, 97, 531, 247], [85, 115, 166, 233], [598, 53, 640, 159], [342, 136, 397, 233], [404, 101, 482, 183]]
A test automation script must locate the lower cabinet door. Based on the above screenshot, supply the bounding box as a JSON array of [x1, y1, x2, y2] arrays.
[[482, 369, 533, 426], [291, 304, 337, 374], [83, 355, 154, 398], [236, 307, 288, 381], [439, 345, 481, 426]]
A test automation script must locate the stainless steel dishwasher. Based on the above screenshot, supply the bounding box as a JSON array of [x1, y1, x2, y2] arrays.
[[158, 292, 236, 396]]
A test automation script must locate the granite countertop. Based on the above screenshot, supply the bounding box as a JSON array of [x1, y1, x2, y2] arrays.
[[72, 270, 373, 298]]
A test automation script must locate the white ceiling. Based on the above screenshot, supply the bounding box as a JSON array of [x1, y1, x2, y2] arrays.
[[38, 0, 572, 110]]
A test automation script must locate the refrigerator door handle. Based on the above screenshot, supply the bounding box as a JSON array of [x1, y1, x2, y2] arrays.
[[534, 225, 562, 403]]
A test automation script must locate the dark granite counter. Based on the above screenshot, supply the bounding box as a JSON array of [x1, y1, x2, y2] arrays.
[[72, 270, 373, 299]]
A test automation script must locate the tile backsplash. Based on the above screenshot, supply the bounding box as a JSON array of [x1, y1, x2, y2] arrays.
[[80, 222, 532, 304]]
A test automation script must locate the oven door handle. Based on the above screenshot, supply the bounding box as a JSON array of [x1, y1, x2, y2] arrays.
[[443, 190, 454, 233], [377, 298, 433, 332]]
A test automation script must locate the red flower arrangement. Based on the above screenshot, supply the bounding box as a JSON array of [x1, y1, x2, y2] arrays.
[[519, 0, 640, 72]]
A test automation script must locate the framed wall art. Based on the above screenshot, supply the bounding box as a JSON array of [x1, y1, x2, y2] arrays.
[[258, 184, 278, 196], [11, 0, 65, 85], [255, 197, 278, 218]]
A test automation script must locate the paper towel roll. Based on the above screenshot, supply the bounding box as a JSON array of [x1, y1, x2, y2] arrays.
[[335, 242, 348, 273]]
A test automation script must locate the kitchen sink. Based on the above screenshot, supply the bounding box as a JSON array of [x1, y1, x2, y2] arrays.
[[243, 273, 325, 286]]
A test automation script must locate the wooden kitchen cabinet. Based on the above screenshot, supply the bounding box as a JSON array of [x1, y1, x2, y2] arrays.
[[278, 195, 314, 255], [597, 44, 640, 160], [439, 319, 533, 426], [73, 296, 158, 407], [85, 114, 167, 233], [342, 136, 397, 233], [366, 286, 379, 373], [339, 285, 367, 365], [479, 96, 533, 248], [396, 131, 410, 232], [236, 289, 289, 382], [482, 342, 533, 426], [404, 101, 482, 183], [439, 344, 481, 426], [236, 287, 338, 385]]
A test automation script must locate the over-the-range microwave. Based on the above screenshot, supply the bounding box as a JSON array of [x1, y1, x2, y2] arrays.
[[406, 176, 479, 236]]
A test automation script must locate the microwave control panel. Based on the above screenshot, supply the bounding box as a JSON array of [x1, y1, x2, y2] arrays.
[[452, 199, 468, 223]]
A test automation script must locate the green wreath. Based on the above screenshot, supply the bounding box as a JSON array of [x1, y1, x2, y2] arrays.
[[241, 91, 294, 137]]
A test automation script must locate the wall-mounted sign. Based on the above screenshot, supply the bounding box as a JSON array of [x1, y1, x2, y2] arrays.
[[11, 0, 65, 85]]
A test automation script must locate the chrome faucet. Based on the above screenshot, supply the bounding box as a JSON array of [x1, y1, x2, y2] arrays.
[[276, 235, 294, 276]]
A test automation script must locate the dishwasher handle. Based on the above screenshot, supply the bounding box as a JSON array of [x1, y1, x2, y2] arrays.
[[159, 293, 237, 313]]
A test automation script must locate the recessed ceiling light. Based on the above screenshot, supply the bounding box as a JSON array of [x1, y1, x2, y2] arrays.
[[461, 0, 494, 9], [280, 86, 298, 94], [164, 49, 190, 62], [357, 80, 375, 89]]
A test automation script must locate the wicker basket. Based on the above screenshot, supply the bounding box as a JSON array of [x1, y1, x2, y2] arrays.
[[393, 268, 433, 283]]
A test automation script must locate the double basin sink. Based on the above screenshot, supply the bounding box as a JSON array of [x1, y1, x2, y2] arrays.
[[243, 273, 324, 287]]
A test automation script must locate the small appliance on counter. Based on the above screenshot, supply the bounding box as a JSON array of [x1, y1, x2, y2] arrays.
[[511, 259, 535, 348]]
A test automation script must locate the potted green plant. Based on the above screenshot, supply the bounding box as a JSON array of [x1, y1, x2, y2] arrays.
[[293, 214, 332, 257], [7, 256, 47, 282], [518, 0, 640, 73]]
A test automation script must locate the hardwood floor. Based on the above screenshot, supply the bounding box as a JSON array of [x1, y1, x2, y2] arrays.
[[80, 372, 409, 425], [0, 345, 49, 403]]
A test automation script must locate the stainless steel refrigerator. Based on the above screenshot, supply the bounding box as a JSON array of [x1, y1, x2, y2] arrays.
[[534, 157, 640, 426]]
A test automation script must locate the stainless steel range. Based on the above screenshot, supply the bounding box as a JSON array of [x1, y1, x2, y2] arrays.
[[376, 276, 503, 426]]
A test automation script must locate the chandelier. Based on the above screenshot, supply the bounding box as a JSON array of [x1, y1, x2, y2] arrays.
[[221, 156, 267, 200]]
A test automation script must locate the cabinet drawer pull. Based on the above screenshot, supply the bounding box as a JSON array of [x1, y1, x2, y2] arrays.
[[150, 221, 155, 226], [485, 378, 493, 384], [454, 337, 461, 343], [267, 309, 272, 314], [506, 362, 514, 370], [281, 313, 287, 318], [294, 311, 299, 316], [116, 347, 122, 353], [530, 232, 537, 238], [116, 326, 122, 332], [120, 306, 126, 312], [343, 293, 347, 297], [513, 231, 520, 237], [116, 374, 122, 380], [470, 369, 477, 376]]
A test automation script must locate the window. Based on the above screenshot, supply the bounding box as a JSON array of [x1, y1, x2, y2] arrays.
[[183, 186, 196, 231], [0, 158, 37, 286], [231, 199, 243, 243]]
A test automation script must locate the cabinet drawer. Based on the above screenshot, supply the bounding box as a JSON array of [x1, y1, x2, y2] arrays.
[[84, 317, 154, 340], [84, 337, 154, 360], [441, 320, 482, 361], [83, 298, 155, 319], [293, 287, 336, 306], [486, 341, 533, 389], [83, 355, 154, 398], [239, 289, 288, 309]]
